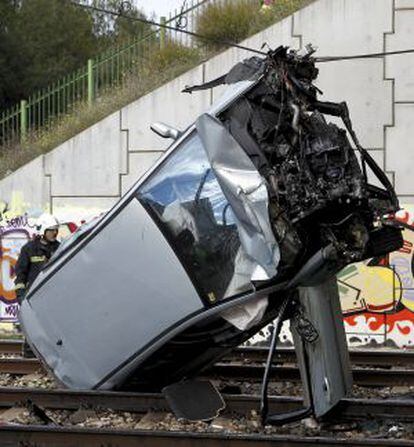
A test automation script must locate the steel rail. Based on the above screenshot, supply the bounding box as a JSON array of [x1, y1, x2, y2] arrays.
[[0, 425, 413, 447], [2, 340, 414, 368], [0, 340, 22, 355], [232, 346, 414, 367], [0, 387, 413, 422], [207, 363, 414, 387], [1, 357, 414, 387], [0, 358, 41, 374]]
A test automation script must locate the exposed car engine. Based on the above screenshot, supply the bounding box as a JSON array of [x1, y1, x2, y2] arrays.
[[211, 46, 403, 277]]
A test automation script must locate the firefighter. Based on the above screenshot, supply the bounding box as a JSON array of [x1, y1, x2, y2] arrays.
[[14, 213, 60, 304], [14, 213, 60, 358]]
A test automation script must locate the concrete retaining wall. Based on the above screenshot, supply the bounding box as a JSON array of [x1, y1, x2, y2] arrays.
[[1, 0, 414, 347]]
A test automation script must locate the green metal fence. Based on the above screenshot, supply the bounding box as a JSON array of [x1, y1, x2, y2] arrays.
[[0, 0, 211, 147]]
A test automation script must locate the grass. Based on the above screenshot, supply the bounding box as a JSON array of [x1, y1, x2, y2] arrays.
[[195, 0, 315, 50], [0, 44, 204, 179], [0, 0, 314, 179], [195, 0, 260, 50]]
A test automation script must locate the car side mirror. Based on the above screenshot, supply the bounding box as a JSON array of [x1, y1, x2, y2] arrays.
[[150, 122, 182, 140]]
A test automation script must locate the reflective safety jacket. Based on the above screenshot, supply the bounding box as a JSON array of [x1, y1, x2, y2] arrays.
[[14, 237, 60, 294]]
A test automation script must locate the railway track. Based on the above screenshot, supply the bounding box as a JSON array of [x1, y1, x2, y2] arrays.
[[0, 388, 413, 446], [0, 425, 413, 447], [1, 357, 414, 388], [0, 387, 413, 421], [0, 339, 23, 355], [233, 346, 414, 368], [207, 363, 414, 387], [0, 358, 40, 374], [2, 339, 414, 367], [0, 339, 413, 445]]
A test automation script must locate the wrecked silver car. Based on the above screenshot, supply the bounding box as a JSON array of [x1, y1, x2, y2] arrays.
[[19, 46, 403, 425]]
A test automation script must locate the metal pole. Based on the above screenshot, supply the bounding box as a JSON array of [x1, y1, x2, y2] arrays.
[[87, 59, 94, 106], [160, 16, 166, 49], [20, 100, 27, 141]]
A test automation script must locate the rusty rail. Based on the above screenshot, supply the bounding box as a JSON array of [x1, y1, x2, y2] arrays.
[[0, 339, 23, 355], [0, 387, 413, 421], [0, 358, 41, 374], [1, 356, 414, 387], [2, 340, 414, 368], [1, 425, 413, 447], [233, 346, 414, 367], [207, 363, 414, 387]]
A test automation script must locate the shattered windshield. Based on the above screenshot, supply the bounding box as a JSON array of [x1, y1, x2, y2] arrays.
[[138, 132, 253, 304]]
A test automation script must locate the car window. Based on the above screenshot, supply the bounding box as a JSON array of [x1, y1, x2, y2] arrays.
[[138, 132, 253, 304], [48, 217, 101, 263]]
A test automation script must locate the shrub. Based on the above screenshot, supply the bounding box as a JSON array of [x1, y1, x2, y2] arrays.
[[195, 0, 261, 50], [0, 0, 315, 178], [146, 41, 202, 73], [0, 54, 202, 179], [250, 0, 314, 34], [195, 0, 314, 50]]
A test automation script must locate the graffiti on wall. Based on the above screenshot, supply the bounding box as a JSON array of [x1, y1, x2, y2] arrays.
[[0, 197, 35, 320], [340, 208, 414, 348], [0, 228, 31, 319], [248, 207, 414, 349], [0, 194, 84, 321], [1, 192, 414, 347]]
